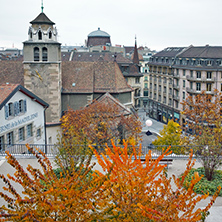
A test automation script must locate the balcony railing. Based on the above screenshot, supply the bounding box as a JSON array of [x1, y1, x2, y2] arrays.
[[173, 95, 180, 100], [173, 84, 180, 89], [173, 73, 180, 78], [186, 75, 216, 82]]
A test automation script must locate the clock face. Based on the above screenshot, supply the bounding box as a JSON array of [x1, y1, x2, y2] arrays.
[[30, 65, 51, 88]]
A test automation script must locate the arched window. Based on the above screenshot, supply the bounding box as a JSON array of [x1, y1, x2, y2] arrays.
[[49, 31, 52, 39], [38, 30, 42, 40], [34, 47, 39, 61], [42, 47, 48, 61]]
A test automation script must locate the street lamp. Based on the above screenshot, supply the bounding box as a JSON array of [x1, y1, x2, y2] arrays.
[[145, 119, 153, 136], [146, 119, 153, 127]]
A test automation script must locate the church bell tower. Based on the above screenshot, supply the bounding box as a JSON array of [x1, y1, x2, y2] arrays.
[[23, 3, 61, 123]]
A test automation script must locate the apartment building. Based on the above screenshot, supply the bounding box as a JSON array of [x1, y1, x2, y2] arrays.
[[147, 45, 222, 124]]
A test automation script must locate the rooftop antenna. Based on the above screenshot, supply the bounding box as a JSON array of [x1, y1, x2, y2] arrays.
[[41, 0, 44, 13]]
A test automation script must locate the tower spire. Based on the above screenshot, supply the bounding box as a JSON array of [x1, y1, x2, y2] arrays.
[[41, 0, 44, 13], [132, 36, 139, 65]]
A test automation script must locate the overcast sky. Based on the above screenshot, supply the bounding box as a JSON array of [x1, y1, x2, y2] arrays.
[[1, 0, 222, 51]]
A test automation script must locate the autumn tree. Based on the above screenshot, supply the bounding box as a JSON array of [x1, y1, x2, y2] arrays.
[[59, 95, 142, 154], [0, 145, 105, 222], [0, 143, 220, 221], [92, 141, 220, 221], [152, 119, 184, 154], [181, 90, 222, 181]]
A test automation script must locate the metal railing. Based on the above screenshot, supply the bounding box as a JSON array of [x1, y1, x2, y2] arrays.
[[0, 144, 209, 159]]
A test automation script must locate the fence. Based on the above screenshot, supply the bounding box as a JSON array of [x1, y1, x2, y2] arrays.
[[0, 143, 208, 159]]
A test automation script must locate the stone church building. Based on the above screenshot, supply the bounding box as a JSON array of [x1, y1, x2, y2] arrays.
[[0, 10, 141, 144]]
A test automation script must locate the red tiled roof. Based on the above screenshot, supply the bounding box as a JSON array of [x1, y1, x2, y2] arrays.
[[62, 61, 133, 94], [0, 61, 24, 86], [0, 83, 19, 105]]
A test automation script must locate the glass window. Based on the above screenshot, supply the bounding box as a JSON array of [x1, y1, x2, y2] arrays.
[[196, 71, 201, 79], [190, 82, 193, 89], [144, 76, 148, 81], [8, 102, 14, 116], [207, 72, 212, 79], [19, 127, 25, 141], [196, 83, 201, 91], [34, 47, 39, 61], [190, 70, 193, 77], [7, 132, 13, 146], [183, 80, 185, 88], [144, 91, 148, 96], [135, 77, 140, 83], [144, 83, 148, 88], [0, 136, 4, 150], [27, 124, 33, 138], [207, 83, 212, 92], [183, 92, 185, 100], [169, 98, 172, 105], [42, 47, 48, 61], [37, 129, 41, 138], [183, 70, 186, 76]]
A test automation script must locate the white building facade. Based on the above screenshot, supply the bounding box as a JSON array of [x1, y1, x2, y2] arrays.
[[0, 84, 48, 152]]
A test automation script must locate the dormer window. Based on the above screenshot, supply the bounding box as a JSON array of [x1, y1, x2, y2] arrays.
[[42, 47, 48, 61], [38, 31, 42, 40], [49, 31, 52, 39], [206, 60, 212, 66], [34, 47, 39, 61]]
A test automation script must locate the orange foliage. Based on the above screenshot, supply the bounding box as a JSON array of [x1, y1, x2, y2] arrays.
[[0, 145, 105, 221], [92, 141, 220, 221], [60, 100, 142, 147], [0, 142, 220, 221]]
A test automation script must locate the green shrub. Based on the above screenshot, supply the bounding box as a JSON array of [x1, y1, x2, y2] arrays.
[[182, 167, 222, 196]]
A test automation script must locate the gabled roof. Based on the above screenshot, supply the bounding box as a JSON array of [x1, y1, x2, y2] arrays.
[[62, 61, 133, 94], [30, 12, 55, 25], [0, 84, 49, 110], [94, 92, 132, 116], [0, 61, 24, 86]]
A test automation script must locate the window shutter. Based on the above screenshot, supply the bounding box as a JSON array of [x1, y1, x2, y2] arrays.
[[5, 105, 9, 119], [24, 100, 27, 112]]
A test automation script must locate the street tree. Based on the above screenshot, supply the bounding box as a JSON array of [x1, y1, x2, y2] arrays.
[[181, 90, 222, 181], [152, 120, 184, 154]]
